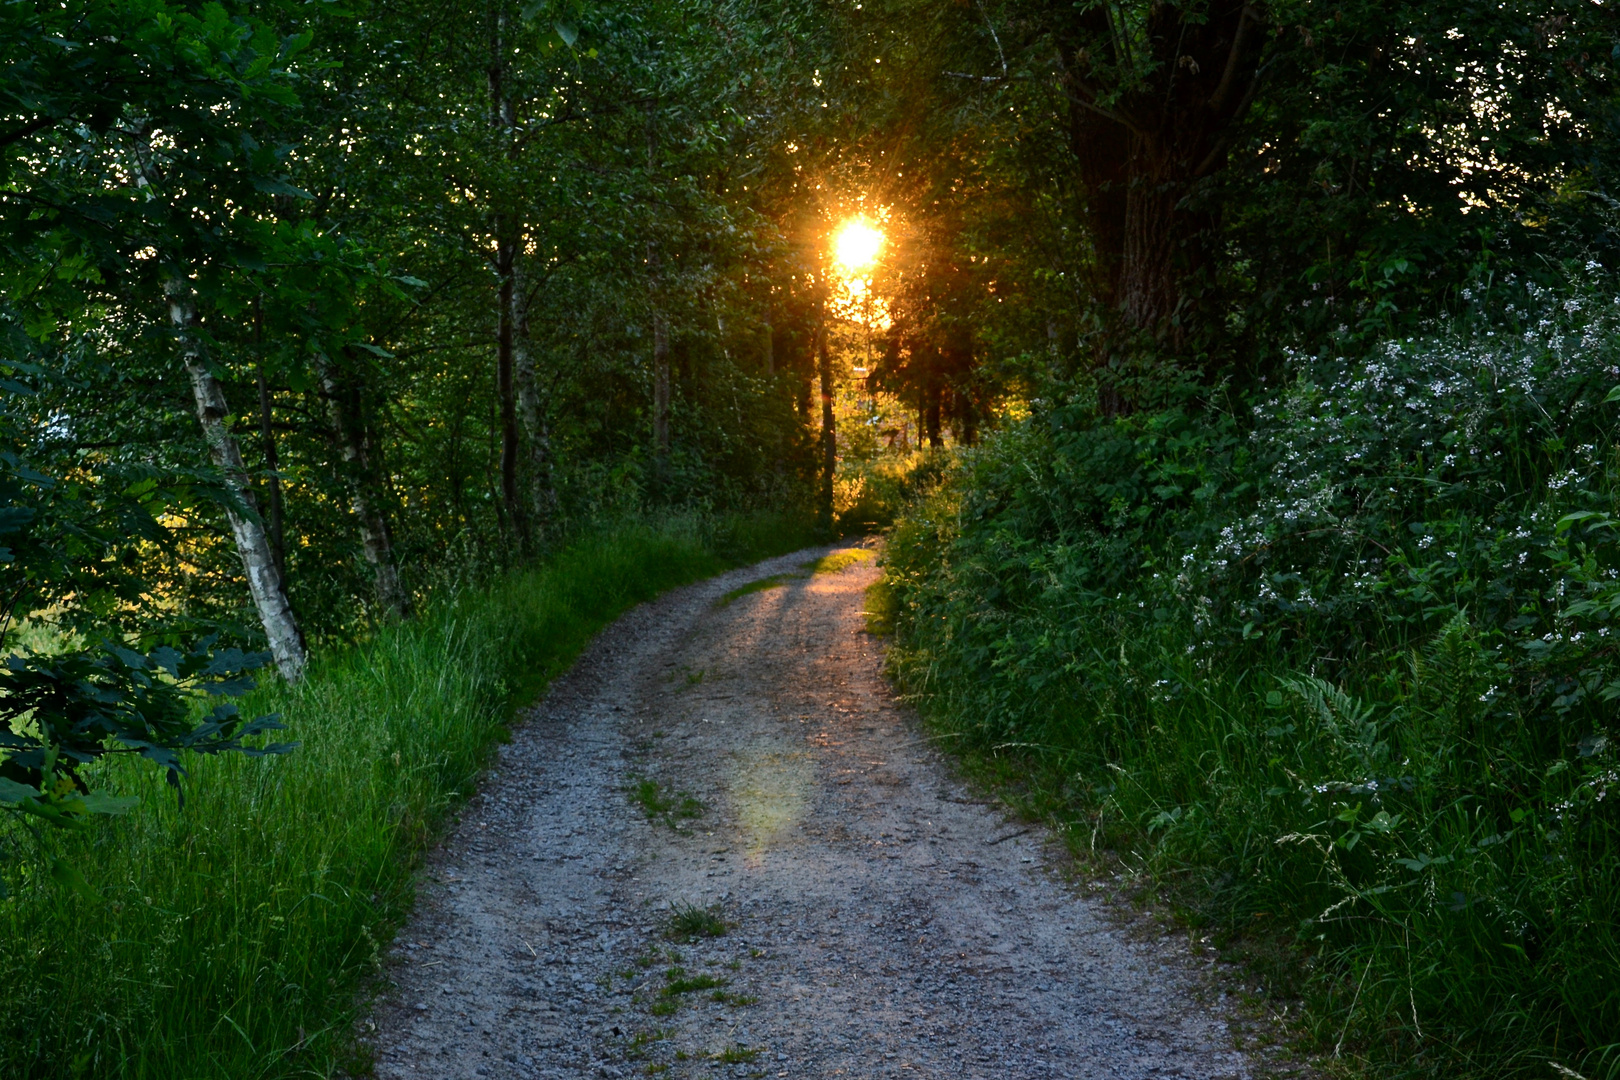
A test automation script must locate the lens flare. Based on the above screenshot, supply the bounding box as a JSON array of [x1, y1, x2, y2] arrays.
[[832, 218, 883, 272]]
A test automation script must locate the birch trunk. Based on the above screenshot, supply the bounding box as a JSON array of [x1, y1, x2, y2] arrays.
[[314, 352, 410, 621], [254, 364, 287, 584], [168, 282, 307, 682]]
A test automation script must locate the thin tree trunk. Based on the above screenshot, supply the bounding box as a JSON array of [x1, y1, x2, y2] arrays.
[[489, 0, 527, 549], [762, 303, 774, 376], [168, 281, 306, 683], [314, 351, 411, 621], [494, 228, 526, 545], [925, 379, 943, 448], [652, 305, 671, 466], [644, 101, 671, 479], [254, 364, 286, 585], [816, 306, 836, 531], [512, 262, 557, 533]]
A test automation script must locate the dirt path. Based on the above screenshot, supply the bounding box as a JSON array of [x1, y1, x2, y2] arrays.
[[363, 546, 1260, 1080]]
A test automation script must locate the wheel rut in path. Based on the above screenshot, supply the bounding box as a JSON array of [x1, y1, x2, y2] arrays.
[[364, 545, 1259, 1080]]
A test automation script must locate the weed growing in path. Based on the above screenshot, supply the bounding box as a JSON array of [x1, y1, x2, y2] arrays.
[[666, 901, 727, 942], [804, 548, 874, 576], [716, 572, 803, 606], [717, 548, 874, 607], [630, 778, 705, 828]]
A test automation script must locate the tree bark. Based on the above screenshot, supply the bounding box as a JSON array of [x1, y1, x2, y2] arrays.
[[489, 0, 528, 548], [314, 351, 411, 622], [816, 306, 836, 530], [761, 302, 774, 376], [1056, 0, 1264, 362], [652, 304, 671, 467], [168, 281, 307, 683], [512, 262, 558, 534], [493, 227, 527, 546], [254, 364, 286, 586], [924, 382, 943, 448]]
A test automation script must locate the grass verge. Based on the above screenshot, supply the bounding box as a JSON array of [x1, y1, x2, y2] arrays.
[[0, 511, 815, 1079]]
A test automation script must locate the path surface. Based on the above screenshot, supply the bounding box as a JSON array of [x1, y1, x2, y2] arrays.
[[363, 546, 1259, 1080]]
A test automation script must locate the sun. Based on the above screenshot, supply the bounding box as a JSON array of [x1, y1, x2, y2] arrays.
[[832, 217, 884, 273]]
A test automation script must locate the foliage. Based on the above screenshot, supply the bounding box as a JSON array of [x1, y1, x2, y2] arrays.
[[883, 280, 1620, 1078], [0, 641, 288, 821], [0, 511, 812, 1079], [0, 360, 288, 842]]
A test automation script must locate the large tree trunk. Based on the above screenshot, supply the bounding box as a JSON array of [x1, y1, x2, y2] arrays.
[[314, 351, 411, 622], [816, 308, 836, 530], [512, 262, 558, 535], [168, 282, 307, 683], [1057, 0, 1264, 375]]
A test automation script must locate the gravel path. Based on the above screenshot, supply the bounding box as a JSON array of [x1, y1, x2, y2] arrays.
[[363, 545, 1261, 1080]]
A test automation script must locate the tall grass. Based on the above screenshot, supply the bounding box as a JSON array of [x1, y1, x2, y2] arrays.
[[881, 283, 1620, 1079], [0, 512, 814, 1079]]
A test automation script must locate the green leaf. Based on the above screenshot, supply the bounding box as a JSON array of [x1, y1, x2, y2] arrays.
[[49, 857, 100, 901], [555, 20, 578, 46], [76, 790, 140, 816], [1556, 510, 1613, 534], [0, 778, 40, 805]]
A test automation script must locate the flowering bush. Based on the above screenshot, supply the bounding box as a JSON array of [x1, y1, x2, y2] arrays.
[[884, 277, 1620, 1078]]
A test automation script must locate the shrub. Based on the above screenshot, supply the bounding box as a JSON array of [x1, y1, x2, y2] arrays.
[[884, 278, 1620, 1079]]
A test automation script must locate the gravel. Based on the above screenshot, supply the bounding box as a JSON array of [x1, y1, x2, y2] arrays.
[[362, 544, 1271, 1080]]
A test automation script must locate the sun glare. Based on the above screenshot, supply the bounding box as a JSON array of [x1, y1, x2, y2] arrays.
[[833, 217, 884, 273]]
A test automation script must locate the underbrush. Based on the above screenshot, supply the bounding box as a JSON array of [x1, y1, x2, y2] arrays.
[[883, 282, 1620, 1079], [833, 450, 954, 533], [0, 510, 814, 1079]]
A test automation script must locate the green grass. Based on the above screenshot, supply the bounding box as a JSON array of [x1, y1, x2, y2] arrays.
[[715, 546, 874, 607], [715, 572, 802, 607], [661, 973, 728, 996], [802, 548, 873, 576], [0, 511, 816, 1079], [665, 902, 726, 943], [630, 779, 705, 828]]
